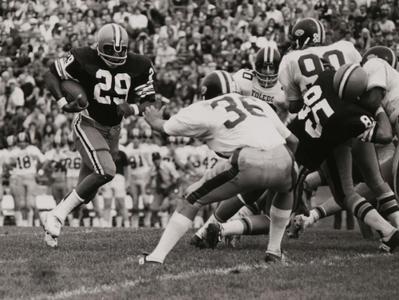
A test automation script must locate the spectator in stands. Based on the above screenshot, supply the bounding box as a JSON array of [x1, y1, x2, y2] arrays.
[[155, 38, 176, 67], [379, 4, 396, 34]]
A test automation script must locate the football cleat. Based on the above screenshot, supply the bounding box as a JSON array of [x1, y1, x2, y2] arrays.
[[189, 234, 208, 249], [138, 253, 163, 265], [205, 223, 222, 249], [264, 251, 286, 264], [379, 230, 399, 253], [42, 212, 62, 248]]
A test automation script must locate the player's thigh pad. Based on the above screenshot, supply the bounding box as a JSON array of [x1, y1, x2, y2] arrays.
[[237, 146, 295, 191], [73, 114, 115, 176]]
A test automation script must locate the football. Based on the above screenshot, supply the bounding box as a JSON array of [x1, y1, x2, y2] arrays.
[[60, 80, 88, 108]]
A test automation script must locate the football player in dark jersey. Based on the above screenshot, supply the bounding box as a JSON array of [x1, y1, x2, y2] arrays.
[[42, 23, 156, 247], [204, 64, 399, 252]]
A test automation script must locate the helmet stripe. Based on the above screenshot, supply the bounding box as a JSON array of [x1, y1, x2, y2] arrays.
[[221, 71, 231, 93], [264, 47, 268, 64], [270, 46, 274, 62], [113, 24, 121, 48], [339, 64, 358, 99], [313, 19, 321, 43], [215, 71, 227, 94]]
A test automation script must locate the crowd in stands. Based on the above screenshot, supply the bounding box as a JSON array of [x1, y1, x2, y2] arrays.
[[0, 0, 398, 226]]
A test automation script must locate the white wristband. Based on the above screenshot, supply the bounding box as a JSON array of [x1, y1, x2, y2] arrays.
[[57, 97, 68, 109], [129, 104, 140, 116]]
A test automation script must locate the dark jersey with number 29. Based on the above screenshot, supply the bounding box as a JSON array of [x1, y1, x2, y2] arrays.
[[288, 70, 376, 171], [52, 47, 155, 126]]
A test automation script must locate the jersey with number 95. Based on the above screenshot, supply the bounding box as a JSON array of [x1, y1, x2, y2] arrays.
[[288, 70, 376, 171], [52, 47, 155, 126], [279, 41, 361, 102]]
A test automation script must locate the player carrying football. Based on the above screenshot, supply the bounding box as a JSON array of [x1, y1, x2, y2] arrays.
[[42, 23, 156, 247]]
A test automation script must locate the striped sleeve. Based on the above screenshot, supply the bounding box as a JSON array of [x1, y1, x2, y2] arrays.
[[134, 66, 156, 100], [53, 52, 80, 81]]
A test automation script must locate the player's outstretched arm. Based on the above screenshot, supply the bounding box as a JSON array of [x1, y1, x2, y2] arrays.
[[372, 107, 392, 144]]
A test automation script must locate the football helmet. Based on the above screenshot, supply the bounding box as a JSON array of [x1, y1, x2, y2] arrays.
[[291, 18, 325, 49], [97, 23, 129, 67], [200, 70, 237, 100], [333, 64, 368, 101], [361, 46, 398, 69], [254, 46, 281, 88]]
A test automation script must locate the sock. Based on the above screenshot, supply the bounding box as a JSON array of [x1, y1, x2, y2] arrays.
[[116, 216, 123, 227], [53, 190, 85, 223], [147, 212, 193, 263], [123, 220, 130, 228], [376, 193, 399, 227], [221, 219, 245, 236], [195, 213, 217, 239], [214, 195, 245, 222], [241, 215, 270, 235], [353, 198, 395, 237], [309, 208, 323, 223], [267, 206, 291, 255], [14, 211, 23, 226]]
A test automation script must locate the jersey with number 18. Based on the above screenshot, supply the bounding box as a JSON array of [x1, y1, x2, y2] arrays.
[[279, 40, 361, 102], [163, 93, 292, 158]]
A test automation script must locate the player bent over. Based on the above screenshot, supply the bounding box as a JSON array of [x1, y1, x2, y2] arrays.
[[296, 46, 399, 235], [139, 70, 298, 264], [42, 23, 156, 247], [206, 64, 399, 252]]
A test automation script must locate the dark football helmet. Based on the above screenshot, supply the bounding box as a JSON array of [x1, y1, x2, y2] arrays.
[[200, 70, 237, 100], [361, 46, 398, 69], [333, 64, 368, 101], [291, 18, 325, 49], [97, 23, 129, 67], [254, 46, 281, 88]]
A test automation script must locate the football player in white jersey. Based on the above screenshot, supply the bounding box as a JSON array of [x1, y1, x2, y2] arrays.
[[43, 136, 68, 205], [0, 141, 11, 226], [278, 18, 362, 113], [234, 46, 289, 122], [295, 46, 399, 237], [139, 70, 298, 264], [124, 129, 152, 228], [7, 132, 45, 226]]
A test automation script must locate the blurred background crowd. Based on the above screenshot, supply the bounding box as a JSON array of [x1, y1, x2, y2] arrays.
[[0, 0, 398, 227]]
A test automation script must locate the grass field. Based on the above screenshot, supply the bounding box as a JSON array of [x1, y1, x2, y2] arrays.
[[0, 219, 398, 300]]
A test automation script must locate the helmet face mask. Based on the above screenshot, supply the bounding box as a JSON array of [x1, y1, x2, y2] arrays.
[[97, 23, 129, 67], [255, 63, 278, 88], [254, 46, 281, 88]]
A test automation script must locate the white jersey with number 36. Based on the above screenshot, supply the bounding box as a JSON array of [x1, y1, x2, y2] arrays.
[[163, 93, 291, 157], [279, 40, 361, 102]]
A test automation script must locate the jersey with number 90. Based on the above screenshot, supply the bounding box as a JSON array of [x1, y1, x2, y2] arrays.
[[163, 93, 292, 158], [279, 41, 361, 102], [52, 47, 155, 126], [288, 70, 376, 171]]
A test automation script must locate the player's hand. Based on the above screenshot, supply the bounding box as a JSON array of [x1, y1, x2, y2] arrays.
[[63, 94, 89, 113], [117, 102, 137, 117], [143, 105, 166, 128]]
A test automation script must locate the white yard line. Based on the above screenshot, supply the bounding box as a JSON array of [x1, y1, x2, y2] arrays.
[[29, 252, 387, 300]]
